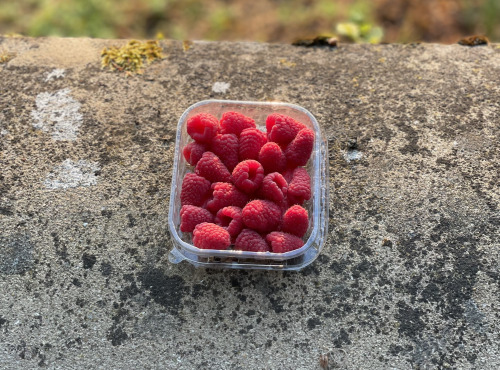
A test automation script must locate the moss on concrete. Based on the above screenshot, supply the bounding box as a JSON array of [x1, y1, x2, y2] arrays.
[[101, 40, 163, 74]]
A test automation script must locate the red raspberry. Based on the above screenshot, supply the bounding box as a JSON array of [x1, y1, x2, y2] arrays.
[[232, 160, 264, 194], [183, 142, 207, 166], [287, 167, 311, 206], [258, 142, 286, 174], [261, 172, 288, 203], [220, 111, 256, 137], [235, 229, 270, 252], [265, 113, 306, 146], [281, 205, 309, 238], [242, 200, 281, 233], [180, 173, 211, 206], [187, 113, 219, 143], [266, 232, 304, 253], [211, 133, 239, 171], [206, 182, 249, 213], [180, 205, 214, 232], [239, 128, 267, 161], [282, 167, 294, 183], [214, 206, 243, 237], [192, 222, 231, 250], [195, 152, 232, 183], [285, 128, 315, 167]]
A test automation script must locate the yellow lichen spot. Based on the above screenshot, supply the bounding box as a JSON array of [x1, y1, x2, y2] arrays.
[[2, 33, 23, 38], [0, 49, 15, 64], [378, 57, 386, 63], [101, 40, 163, 74], [279, 59, 296, 68], [182, 40, 193, 52]]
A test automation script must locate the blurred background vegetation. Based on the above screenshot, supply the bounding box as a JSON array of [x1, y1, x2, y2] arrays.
[[0, 0, 498, 43]]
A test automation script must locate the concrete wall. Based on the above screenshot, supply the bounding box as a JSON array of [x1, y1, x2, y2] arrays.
[[0, 37, 499, 369]]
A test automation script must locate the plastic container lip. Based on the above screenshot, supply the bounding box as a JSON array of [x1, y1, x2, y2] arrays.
[[168, 99, 322, 261]]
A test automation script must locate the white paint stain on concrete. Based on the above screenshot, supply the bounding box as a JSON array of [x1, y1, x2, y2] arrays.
[[212, 82, 230, 93], [343, 149, 363, 162], [31, 88, 82, 141], [45, 68, 65, 82], [44, 159, 100, 189]]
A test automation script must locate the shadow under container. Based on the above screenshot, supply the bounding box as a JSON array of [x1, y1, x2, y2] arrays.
[[168, 100, 329, 271]]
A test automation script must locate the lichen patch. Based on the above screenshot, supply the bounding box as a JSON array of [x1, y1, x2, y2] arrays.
[[0, 50, 15, 64], [0, 113, 7, 136], [343, 149, 363, 162], [45, 69, 65, 82], [44, 159, 100, 189], [31, 88, 82, 141], [212, 81, 230, 93], [101, 40, 163, 74]]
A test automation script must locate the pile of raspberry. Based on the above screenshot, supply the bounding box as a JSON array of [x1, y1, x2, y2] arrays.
[[179, 111, 314, 253]]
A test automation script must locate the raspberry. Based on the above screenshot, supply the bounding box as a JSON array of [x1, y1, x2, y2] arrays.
[[192, 222, 231, 250], [183, 142, 207, 166], [285, 128, 315, 167], [211, 133, 239, 171], [266, 232, 304, 253], [195, 152, 232, 183], [281, 205, 308, 238], [215, 206, 243, 237], [220, 111, 256, 137], [287, 167, 311, 206], [180, 173, 211, 206], [239, 128, 267, 161], [180, 205, 214, 232], [282, 167, 294, 183], [242, 200, 281, 233], [232, 160, 264, 194], [187, 113, 219, 143], [206, 182, 249, 213], [265, 113, 306, 146], [261, 172, 288, 203], [258, 142, 286, 174], [235, 229, 270, 252]]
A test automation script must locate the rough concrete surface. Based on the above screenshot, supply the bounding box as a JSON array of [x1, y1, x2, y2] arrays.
[[0, 37, 499, 369]]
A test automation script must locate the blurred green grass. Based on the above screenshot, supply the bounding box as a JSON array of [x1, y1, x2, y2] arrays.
[[0, 0, 498, 42]]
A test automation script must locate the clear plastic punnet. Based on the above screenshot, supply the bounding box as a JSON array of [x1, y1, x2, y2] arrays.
[[168, 100, 329, 271]]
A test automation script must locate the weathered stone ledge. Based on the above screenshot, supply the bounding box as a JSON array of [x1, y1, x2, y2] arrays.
[[0, 37, 499, 369]]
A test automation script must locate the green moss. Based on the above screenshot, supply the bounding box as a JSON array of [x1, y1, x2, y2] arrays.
[[101, 40, 163, 74]]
